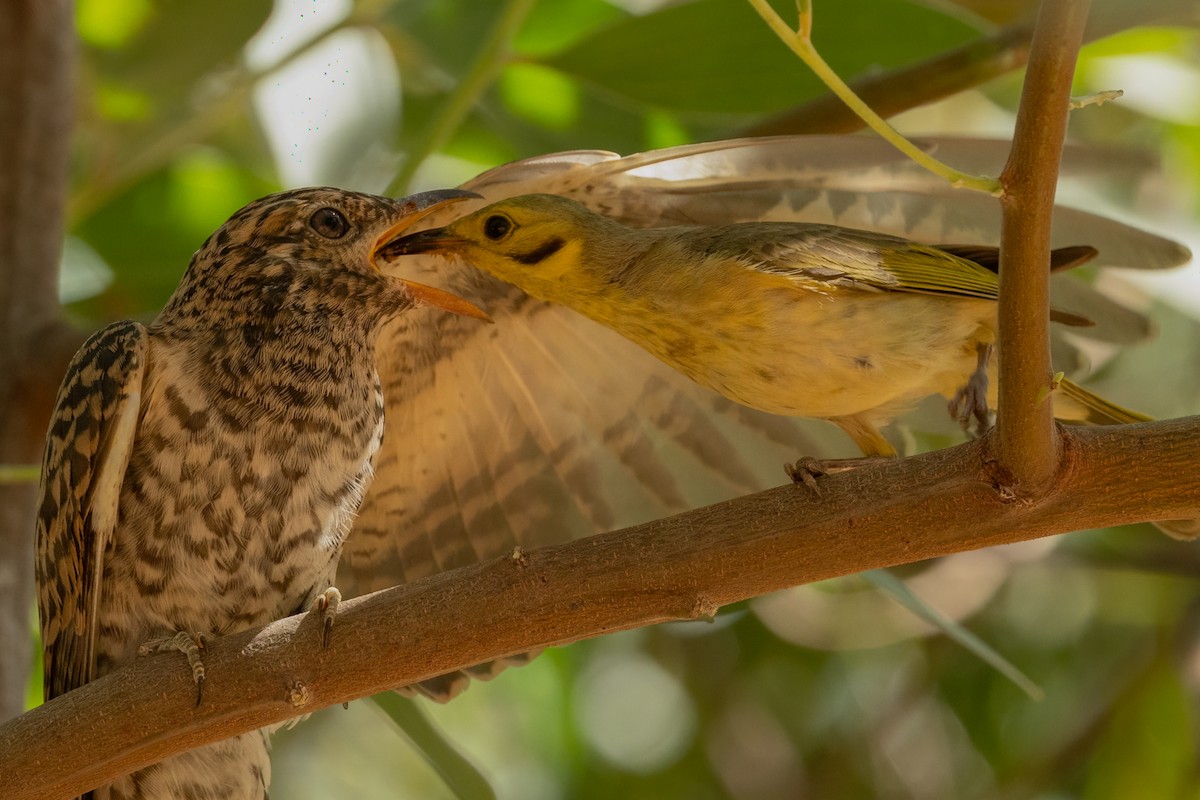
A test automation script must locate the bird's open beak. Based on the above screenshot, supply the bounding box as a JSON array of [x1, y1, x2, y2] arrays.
[[372, 189, 491, 322], [375, 226, 468, 258]]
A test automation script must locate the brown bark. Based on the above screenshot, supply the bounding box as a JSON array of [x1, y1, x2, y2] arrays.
[[993, 0, 1091, 493], [0, 420, 1197, 800], [0, 0, 84, 722]]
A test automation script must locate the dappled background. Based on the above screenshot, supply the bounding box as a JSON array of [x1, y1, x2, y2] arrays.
[[39, 0, 1200, 797]]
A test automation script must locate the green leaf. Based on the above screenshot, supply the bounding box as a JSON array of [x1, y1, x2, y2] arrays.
[[371, 693, 496, 800], [514, 0, 626, 57], [500, 63, 581, 130], [544, 0, 981, 114], [1084, 660, 1197, 800], [71, 155, 275, 318], [77, 0, 154, 50], [27, 606, 44, 712], [90, 0, 272, 98], [76, 0, 274, 196], [866, 569, 1044, 700]]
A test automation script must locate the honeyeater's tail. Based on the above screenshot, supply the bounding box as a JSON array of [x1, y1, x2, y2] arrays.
[[1055, 378, 1152, 425]]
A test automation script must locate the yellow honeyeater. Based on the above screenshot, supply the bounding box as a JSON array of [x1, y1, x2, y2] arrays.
[[383, 192, 1147, 459]]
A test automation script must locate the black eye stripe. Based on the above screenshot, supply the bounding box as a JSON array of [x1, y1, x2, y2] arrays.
[[512, 236, 565, 265]]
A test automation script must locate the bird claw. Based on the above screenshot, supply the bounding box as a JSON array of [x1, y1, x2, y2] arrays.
[[949, 343, 993, 437], [784, 457, 828, 493], [784, 455, 890, 493], [138, 630, 209, 707], [312, 587, 342, 650]]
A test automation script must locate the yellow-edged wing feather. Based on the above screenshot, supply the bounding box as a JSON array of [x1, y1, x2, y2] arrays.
[[720, 224, 1001, 299]]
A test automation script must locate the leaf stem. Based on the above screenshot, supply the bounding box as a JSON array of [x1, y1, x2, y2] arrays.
[[745, 0, 1001, 195], [386, 0, 535, 196]]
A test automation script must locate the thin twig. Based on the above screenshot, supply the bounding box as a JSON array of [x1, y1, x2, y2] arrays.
[[745, 0, 1000, 194], [739, 20, 1033, 137], [994, 0, 1093, 492], [737, 0, 1193, 138], [386, 0, 535, 196]]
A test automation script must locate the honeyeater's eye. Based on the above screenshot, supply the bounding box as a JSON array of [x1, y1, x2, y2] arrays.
[[309, 207, 350, 239], [483, 214, 512, 241]]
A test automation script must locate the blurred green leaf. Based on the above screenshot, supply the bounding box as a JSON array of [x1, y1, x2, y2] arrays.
[[75, 0, 273, 202], [500, 63, 581, 130], [72, 155, 275, 319], [372, 693, 496, 800], [544, 0, 981, 114], [26, 607, 43, 712], [76, 0, 153, 49], [1082, 26, 1196, 58], [867, 570, 1044, 700], [1084, 660, 1197, 800], [514, 0, 626, 56], [90, 0, 271, 96]]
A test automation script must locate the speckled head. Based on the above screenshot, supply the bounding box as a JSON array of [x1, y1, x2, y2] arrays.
[[159, 187, 489, 327]]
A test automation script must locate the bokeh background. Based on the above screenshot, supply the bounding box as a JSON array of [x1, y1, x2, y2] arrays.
[[30, 0, 1200, 797]]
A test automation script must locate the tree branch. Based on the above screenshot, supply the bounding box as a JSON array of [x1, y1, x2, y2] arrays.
[[994, 0, 1091, 492], [2, 420, 1198, 800], [737, 0, 1193, 138], [740, 18, 1034, 137], [0, 0, 79, 722]]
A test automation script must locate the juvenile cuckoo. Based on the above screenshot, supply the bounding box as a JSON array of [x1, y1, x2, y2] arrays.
[[36, 187, 483, 800]]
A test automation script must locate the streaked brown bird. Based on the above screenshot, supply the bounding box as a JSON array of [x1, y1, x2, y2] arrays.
[[35, 187, 483, 800]]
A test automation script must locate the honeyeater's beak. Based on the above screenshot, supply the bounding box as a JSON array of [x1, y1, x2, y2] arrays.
[[372, 189, 491, 322], [376, 226, 469, 258]]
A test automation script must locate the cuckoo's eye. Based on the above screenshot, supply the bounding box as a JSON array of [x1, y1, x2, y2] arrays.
[[483, 214, 512, 241], [309, 207, 350, 239]]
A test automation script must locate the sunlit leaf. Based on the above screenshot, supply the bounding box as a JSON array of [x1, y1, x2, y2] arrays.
[[500, 63, 581, 130], [76, 0, 153, 50]]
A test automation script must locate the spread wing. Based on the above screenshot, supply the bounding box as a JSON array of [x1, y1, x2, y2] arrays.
[[36, 320, 147, 700], [343, 267, 830, 593]]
